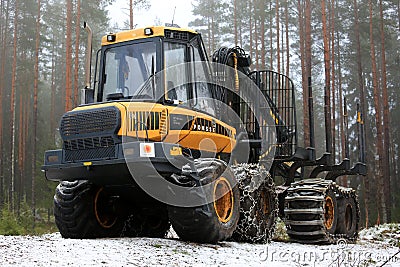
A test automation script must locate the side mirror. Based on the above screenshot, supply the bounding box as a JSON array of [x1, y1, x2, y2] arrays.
[[81, 87, 94, 104]]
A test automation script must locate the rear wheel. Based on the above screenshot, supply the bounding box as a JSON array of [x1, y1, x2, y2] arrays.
[[337, 193, 359, 239], [94, 187, 118, 229], [284, 179, 340, 243], [324, 188, 338, 235], [122, 206, 170, 238], [54, 181, 126, 238], [168, 159, 240, 243]]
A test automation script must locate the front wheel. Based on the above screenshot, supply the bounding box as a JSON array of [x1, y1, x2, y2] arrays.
[[54, 181, 126, 238], [168, 159, 240, 243]]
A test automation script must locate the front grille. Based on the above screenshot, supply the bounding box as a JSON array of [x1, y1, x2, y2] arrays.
[[64, 136, 115, 151], [60, 107, 120, 138], [60, 106, 121, 162], [64, 147, 116, 162]]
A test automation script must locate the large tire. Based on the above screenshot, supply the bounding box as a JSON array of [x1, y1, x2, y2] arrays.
[[54, 180, 127, 238], [284, 179, 341, 244], [167, 159, 240, 243], [231, 164, 278, 243], [337, 191, 359, 239], [122, 206, 170, 238]]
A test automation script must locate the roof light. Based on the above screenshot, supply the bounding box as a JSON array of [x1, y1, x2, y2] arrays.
[[106, 34, 116, 42], [144, 28, 153, 36]]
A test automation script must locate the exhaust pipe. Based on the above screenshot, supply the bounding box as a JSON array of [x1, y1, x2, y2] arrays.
[[81, 21, 94, 104], [84, 21, 92, 89]]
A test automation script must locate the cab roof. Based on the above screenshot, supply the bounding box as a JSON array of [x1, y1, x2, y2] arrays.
[[101, 26, 199, 46]]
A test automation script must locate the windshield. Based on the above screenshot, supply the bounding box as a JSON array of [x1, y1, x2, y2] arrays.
[[102, 42, 156, 100]]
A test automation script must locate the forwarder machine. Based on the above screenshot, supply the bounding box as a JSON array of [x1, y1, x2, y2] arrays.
[[42, 24, 366, 244]]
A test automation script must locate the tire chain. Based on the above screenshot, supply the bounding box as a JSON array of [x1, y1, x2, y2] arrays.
[[338, 185, 361, 240], [125, 161, 279, 243], [231, 163, 279, 244], [284, 178, 360, 244]]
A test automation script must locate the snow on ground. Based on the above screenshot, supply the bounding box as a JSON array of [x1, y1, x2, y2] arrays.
[[0, 226, 399, 267], [359, 224, 400, 247]]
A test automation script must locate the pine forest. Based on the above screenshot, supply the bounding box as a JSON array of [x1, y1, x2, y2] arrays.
[[0, 0, 399, 233]]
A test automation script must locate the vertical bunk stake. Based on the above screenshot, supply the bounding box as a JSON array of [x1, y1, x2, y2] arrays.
[[342, 97, 350, 185], [308, 76, 315, 160]]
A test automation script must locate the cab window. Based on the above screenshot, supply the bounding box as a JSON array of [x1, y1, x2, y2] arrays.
[[191, 40, 215, 116], [164, 42, 189, 104]]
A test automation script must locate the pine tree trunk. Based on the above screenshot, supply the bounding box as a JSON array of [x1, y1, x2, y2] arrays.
[[390, 141, 397, 215], [298, 0, 309, 148], [364, 172, 370, 227], [398, 0, 400, 31], [249, 1, 253, 61], [10, 0, 19, 211], [17, 95, 23, 217], [304, 0, 312, 148], [23, 95, 29, 204], [269, 1, 273, 69], [211, 15, 215, 53], [261, 15, 265, 69], [321, 0, 332, 156], [130, 0, 133, 29], [32, 0, 41, 226], [73, 0, 81, 107], [0, 1, 3, 202], [330, 0, 336, 162], [207, 16, 211, 55], [379, 0, 391, 223], [369, 0, 387, 224], [305, 0, 312, 86], [50, 38, 56, 144], [65, 0, 73, 112], [0, 0, 10, 208], [276, 0, 280, 74], [239, 23, 242, 48], [0, 0, 2, 42], [254, 14, 259, 69], [285, 0, 289, 78], [234, 0, 237, 45]]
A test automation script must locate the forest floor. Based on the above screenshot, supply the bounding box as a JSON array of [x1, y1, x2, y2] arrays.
[[0, 224, 399, 266]]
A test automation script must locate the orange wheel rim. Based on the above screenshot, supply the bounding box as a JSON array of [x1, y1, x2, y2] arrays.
[[324, 196, 334, 230], [94, 187, 118, 229], [213, 177, 234, 223]]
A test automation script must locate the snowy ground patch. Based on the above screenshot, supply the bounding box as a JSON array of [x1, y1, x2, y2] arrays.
[[359, 223, 400, 247], [0, 226, 399, 266]]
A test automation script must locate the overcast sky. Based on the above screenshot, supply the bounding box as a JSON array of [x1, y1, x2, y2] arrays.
[[107, 0, 195, 30]]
